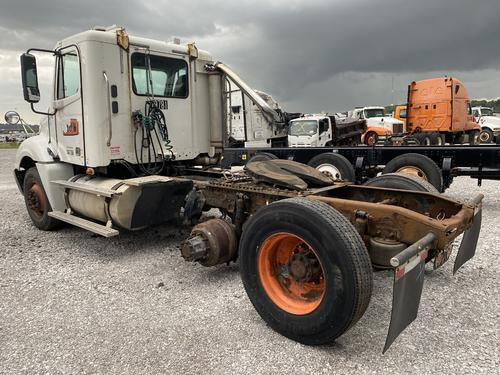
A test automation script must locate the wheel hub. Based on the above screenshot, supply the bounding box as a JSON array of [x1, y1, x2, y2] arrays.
[[27, 184, 45, 216], [396, 166, 428, 181], [287, 249, 321, 283], [316, 163, 341, 179], [257, 232, 326, 315]]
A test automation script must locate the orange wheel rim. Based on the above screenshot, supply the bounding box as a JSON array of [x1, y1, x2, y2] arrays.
[[258, 232, 326, 315]]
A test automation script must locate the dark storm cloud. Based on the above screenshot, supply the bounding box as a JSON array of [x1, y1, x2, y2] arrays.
[[1, 0, 499, 121]]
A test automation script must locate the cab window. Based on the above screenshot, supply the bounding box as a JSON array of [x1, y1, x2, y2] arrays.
[[57, 53, 80, 99], [467, 102, 472, 115], [131, 53, 188, 98]]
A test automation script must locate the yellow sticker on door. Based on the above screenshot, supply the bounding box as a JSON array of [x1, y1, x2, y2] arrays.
[[64, 119, 79, 136]]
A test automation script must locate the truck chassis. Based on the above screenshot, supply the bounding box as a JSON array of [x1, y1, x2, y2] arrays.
[[222, 144, 500, 191]]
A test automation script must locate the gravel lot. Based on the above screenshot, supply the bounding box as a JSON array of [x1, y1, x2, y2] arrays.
[[0, 148, 499, 374]]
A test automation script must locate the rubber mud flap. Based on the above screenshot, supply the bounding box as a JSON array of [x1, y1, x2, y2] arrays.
[[453, 208, 482, 275], [383, 252, 426, 353]]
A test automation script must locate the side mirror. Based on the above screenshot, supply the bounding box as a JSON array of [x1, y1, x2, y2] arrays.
[[20, 53, 40, 103], [4, 111, 20, 125]]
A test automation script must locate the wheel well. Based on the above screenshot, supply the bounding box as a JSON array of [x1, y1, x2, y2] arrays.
[[20, 156, 36, 171], [15, 157, 36, 193]]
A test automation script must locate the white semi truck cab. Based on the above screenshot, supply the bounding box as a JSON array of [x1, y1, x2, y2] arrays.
[[350, 107, 404, 144], [14, 26, 289, 230], [472, 106, 500, 143], [288, 114, 365, 147]]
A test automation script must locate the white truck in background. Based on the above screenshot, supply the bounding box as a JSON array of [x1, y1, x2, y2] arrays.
[[472, 107, 500, 143], [350, 106, 405, 145], [287, 114, 365, 147], [226, 89, 288, 147]]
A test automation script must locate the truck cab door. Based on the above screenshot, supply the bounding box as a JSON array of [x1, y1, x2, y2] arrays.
[[54, 48, 85, 165], [318, 119, 331, 144]]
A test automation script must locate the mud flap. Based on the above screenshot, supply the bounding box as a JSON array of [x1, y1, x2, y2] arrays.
[[383, 249, 427, 353], [383, 232, 436, 353], [453, 208, 482, 274]]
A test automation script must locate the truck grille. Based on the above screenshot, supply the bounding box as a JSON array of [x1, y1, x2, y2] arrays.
[[393, 123, 404, 133]]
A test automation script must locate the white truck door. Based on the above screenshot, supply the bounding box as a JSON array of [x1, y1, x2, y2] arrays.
[[129, 51, 193, 161], [54, 48, 85, 165], [318, 118, 331, 146]]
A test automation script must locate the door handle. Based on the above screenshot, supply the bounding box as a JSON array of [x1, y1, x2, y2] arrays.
[[103, 71, 112, 146]]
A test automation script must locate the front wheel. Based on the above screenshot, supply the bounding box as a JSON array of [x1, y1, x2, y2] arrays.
[[239, 198, 373, 345], [479, 128, 493, 143], [23, 167, 60, 230], [364, 132, 378, 145]]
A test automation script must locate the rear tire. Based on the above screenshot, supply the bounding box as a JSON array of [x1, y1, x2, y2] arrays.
[[383, 153, 443, 192], [422, 134, 432, 146], [23, 167, 60, 230], [469, 130, 480, 145], [363, 173, 438, 192], [430, 133, 444, 145], [307, 153, 355, 181], [239, 198, 373, 345]]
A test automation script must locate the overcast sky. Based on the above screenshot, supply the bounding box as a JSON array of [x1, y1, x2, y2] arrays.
[[1, 0, 499, 123]]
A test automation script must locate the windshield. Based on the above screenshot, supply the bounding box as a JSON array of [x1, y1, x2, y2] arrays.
[[289, 120, 318, 136], [364, 108, 385, 118], [482, 108, 494, 116]]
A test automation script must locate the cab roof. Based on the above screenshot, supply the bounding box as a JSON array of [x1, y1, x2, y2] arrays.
[[55, 26, 213, 61]]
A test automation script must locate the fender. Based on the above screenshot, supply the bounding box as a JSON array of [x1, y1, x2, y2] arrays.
[[14, 133, 74, 211], [15, 134, 54, 169]]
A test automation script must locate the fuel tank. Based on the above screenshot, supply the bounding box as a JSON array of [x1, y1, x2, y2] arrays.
[[67, 175, 193, 230]]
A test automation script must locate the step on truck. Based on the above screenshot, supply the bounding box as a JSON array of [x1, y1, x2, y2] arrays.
[[13, 26, 483, 352]]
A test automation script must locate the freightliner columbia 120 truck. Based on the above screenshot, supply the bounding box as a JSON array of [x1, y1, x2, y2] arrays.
[[12, 26, 483, 352]]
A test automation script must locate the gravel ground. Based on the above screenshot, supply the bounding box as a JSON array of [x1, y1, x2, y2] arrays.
[[0, 148, 499, 374]]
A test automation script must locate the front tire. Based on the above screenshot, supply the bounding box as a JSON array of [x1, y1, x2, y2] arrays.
[[364, 132, 378, 145], [23, 167, 60, 230], [239, 198, 373, 345], [479, 128, 493, 143]]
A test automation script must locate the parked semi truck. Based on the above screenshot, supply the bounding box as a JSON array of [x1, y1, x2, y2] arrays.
[[403, 77, 480, 145], [13, 26, 483, 352], [472, 106, 500, 143], [349, 106, 405, 145]]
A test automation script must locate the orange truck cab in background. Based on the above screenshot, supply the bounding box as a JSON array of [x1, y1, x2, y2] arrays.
[[393, 105, 407, 125], [404, 77, 479, 145]]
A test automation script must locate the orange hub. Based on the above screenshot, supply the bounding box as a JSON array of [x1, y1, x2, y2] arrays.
[[257, 233, 326, 315]]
